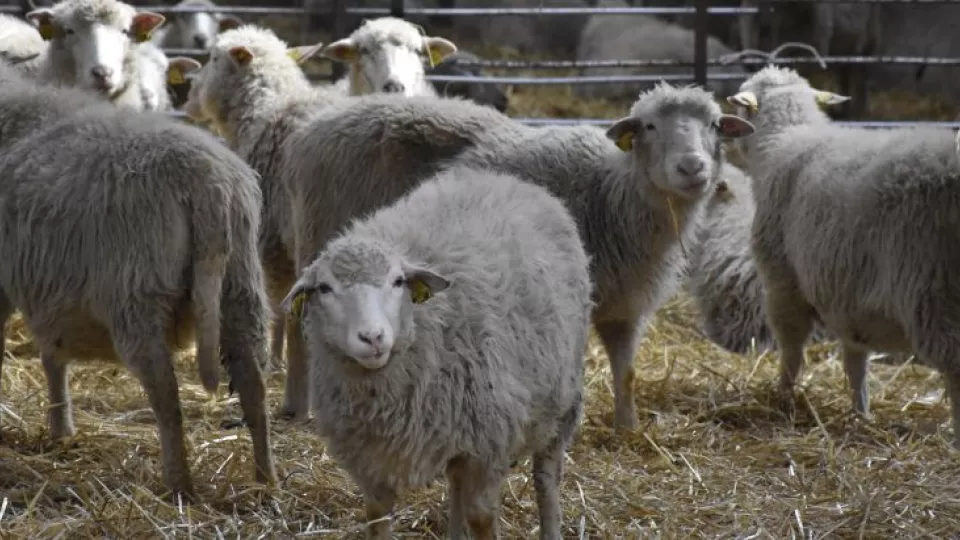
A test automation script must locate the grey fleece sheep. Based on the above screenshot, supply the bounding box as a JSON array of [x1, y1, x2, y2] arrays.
[[9, 0, 168, 110], [183, 25, 335, 414], [0, 91, 277, 497], [280, 166, 592, 539], [281, 83, 756, 430], [728, 65, 960, 447]]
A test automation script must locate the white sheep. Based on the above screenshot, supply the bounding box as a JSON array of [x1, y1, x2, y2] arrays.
[[322, 16, 458, 97], [149, 0, 241, 50], [280, 166, 592, 539], [135, 41, 200, 111], [0, 13, 46, 74], [0, 81, 277, 498], [280, 83, 756, 430], [727, 65, 960, 447], [182, 25, 336, 414]]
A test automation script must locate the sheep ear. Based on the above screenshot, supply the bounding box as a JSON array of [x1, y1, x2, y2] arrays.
[[403, 265, 450, 304], [218, 15, 242, 33], [280, 278, 312, 319], [26, 9, 57, 41], [727, 91, 758, 112], [423, 36, 457, 66], [288, 43, 324, 65], [717, 114, 755, 138], [812, 89, 851, 108], [130, 11, 165, 43], [228, 45, 254, 67], [605, 117, 642, 152], [167, 56, 201, 85], [321, 38, 358, 63]]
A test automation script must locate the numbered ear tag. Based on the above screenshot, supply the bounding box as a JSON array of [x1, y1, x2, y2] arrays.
[[409, 279, 431, 304]]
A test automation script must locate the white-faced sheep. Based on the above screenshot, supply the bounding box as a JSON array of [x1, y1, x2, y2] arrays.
[[322, 16, 458, 97], [0, 84, 277, 498], [12, 0, 171, 109], [727, 65, 960, 447], [280, 83, 755, 430], [149, 0, 242, 50], [281, 166, 592, 539], [182, 25, 335, 413]]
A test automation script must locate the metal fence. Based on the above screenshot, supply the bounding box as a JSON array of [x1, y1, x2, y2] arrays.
[[8, 0, 960, 128]]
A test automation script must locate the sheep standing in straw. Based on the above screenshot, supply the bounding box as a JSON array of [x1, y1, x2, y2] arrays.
[[728, 65, 960, 447], [282, 166, 592, 539], [322, 17, 458, 97], [0, 81, 276, 498], [279, 83, 755, 429]]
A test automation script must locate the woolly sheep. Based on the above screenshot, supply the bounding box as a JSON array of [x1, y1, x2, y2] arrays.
[[280, 166, 592, 539], [136, 42, 198, 111], [322, 17, 458, 97], [574, 1, 745, 102], [0, 87, 277, 497], [425, 50, 509, 112], [14, 0, 171, 109], [451, 0, 592, 58], [281, 83, 755, 430], [0, 13, 46, 74], [182, 25, 336, 415], [149, 0, 242, 50], [727, 65, 960, 446]]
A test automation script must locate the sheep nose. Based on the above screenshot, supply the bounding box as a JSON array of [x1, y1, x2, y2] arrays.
[[357, 328, 384, 348], [676, 156, 706, 178], [382, 80, 405, 93], [90, 65, 113, 82], [193, 35, 209, 49]]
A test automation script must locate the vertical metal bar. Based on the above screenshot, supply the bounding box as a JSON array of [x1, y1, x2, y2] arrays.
[[693, 0, 708, 87], [391, 0, 405, 19], [331, 0, 347, 81]]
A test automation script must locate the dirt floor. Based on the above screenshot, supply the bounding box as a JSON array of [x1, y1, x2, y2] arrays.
[[2, 14, 960, 540]]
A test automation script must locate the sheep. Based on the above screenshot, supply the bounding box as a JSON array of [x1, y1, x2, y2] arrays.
[[136, 42, 199, 111], [574, 1, 746, 103], [0, 83, 277, 497], [0, 13, 47, 74], [426, 50, 509, 112], [280, 165, 593, 539], [727, 65, 960, 447], [181, 25, 337, 413], [321, 16, 458, 97], [281, 83, 756, 430], [149, 0, 242, 50], [451, 0, 593, 58], [10, 0, 167, 110]]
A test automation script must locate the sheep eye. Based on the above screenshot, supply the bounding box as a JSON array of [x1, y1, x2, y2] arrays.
[[644, 123, 656, 131], [63, 28, 75, 36], [316, 283, 332, 294], [392, 276, 405, 288]]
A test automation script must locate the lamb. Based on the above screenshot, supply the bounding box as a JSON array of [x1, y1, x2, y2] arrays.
[[426, 50, 509, 112], [0, 85, 277, 498], [182, 25, 337, 410], [280, 166, 593, 539], [574, 0, 746, 103], [322, 17, 458, 97], [727, 65, 960, 447], [149, 0, 242, 50], [280, 83, 756, 430], [8, 0, 168, 110]]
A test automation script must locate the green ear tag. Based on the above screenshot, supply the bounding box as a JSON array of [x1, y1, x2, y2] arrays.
[[291, 292, 306, 320], [409, 279, 431, 304], [615, 131, 634, 152]]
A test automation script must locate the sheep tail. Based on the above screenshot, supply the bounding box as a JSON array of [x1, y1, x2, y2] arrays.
[[192, 254, 227, 394]]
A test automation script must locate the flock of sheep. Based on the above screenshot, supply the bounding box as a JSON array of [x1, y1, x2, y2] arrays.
[[0, 0, 959, 537]]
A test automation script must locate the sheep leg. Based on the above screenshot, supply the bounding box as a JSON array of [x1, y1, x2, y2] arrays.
[[532, 442, 564, 540], [266, 312, 285, 373], [117, 329, 195, 501], [0, 294, 9, 439], [763, 286, 814, 416], [279, 317, 311, 422], [594, 319, 641, 430], [40, 351, 75, 439], [358, 479, 397, 540], [945, 372, 960, 451], [458, 462, 506, 540], [446, 458, 468, 539], [841, 342, 871, 418]]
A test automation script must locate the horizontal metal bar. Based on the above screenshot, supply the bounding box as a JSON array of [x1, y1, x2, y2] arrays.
[[137, 5, 306, 15], [515, 117, 960, 128], [424, 72, 747, 85], [344, 6, 759, 15], [432, 55, 960, 69]]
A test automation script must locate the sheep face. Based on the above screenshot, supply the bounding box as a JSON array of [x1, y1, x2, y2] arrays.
[[27, 0, 165, 97], [322, 17, 457, 96], [164, 0, 241, 50], [607, 84, 755, 200], [281, 238, 450, 371]]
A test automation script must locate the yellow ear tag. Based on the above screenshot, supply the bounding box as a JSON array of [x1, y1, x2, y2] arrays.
[[167, 68, 184, 85], [615, 131, 634, 152], [287, 49, 302, 63], [37, 22, 55, 41], [409, 279, 432, 304], [291, 292, 307, 320]]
